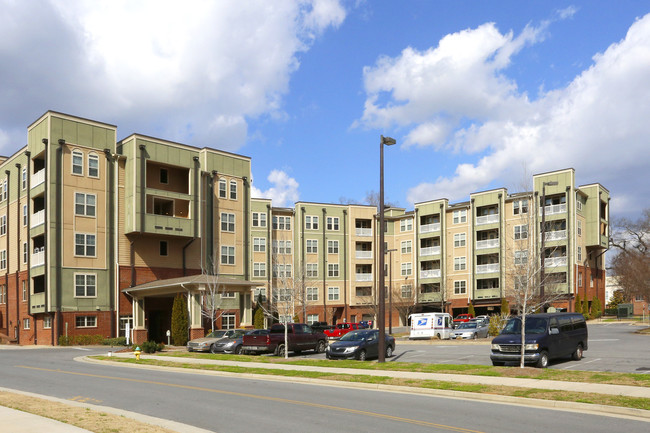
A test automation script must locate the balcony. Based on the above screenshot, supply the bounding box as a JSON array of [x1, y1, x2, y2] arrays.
[[477, 263, 499, 274], [31, 170, 45, 188], [356, 228, 372, 237], [420, 269, 441, 279], [420, 223, 440, 234], [356, 273, 372, 282], [355, 251, 372, 259], [544, 256, 567, 267], [476, 238, 499, 249], [419, 292, 443, 303], [476, 214, 499, 225], [31, 209, 45, 228], [540, 203, 567, 216], [420, 246, 441, 256], [543, 230, 567, 241], [31, 248, 45, 267]]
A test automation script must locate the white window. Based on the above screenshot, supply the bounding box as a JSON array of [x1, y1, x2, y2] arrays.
[[22, 281, 26, 301], [577, 220, 582, 236], [252, 212, 267, 227], [0, 250, 6, 269], [273, 216, 291, 230], [0, 215, 5, 235], [72, 150, 84, 175], [23, 205, 27, 226], [576, 200, 583, 211], [253, 263, 266, 277], [513, 199, 528, 215], [306, 239, 318, 253], [76, 316, 96, 328], [75, 193, 96, 217], [454, 233, 466, 248], [327, 240, 339, 254], [401, 240, 412, 254], [454, 281, 467, 295], [0, 285, 5, 304], [454, 256, 466, 271], [328, 287, 340, 301], [253, 287, 267, 302], [514, 225, 528, 240], [328, 263, 339, 277], [23, 242, 28, 264], [220, 292, 236, 298], [253, 238, 266, 252], [230, 180, 237, 200], [327, 217, 339, 231], [305, 215, 319, 230], [75, 274, 97, 297], [401, 262, 412, 276], [221, 213, 235, 232], [218, 179, 227, 198], [1, 179, 5, 201], [578, 273, 583, 287], [88, 153, 99, 178], [400, 218, 413, 232], [453, 210, 467, 224], [307, 314, 319, 324], [160, 241, 168, 256], [222, 313, 236, 329], [514, 276, 526, 290], [514, 250, 527, 265], [577, 246, 582, 262], [75, 233, 96, 257], [43, 315, 52, 329], [306, 263, 318, 277], [23, 318, 30, 330], [22, 167, 27, 190], [221, 246, 235, 265], [401, 284, 412, 298], [306, 287, 319, 301]]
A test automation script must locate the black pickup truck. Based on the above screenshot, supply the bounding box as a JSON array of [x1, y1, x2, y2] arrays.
[[241, 323, 327, 356]]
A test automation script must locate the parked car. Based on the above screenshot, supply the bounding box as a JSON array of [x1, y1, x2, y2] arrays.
[[470, 317, 489, 327], [325, 329, 395, 361], [209, 329, 250, 354], [187, 329, 242, 353], [310, 322, 335, 333], [474, 315, 490, 324], [452, 313, 474, 328], [241, 323, 327, 356], [450, 321, 489, 339], [490, 313, 588, 368], [359, 320, 373, 329], [323, 323, 364, 340]]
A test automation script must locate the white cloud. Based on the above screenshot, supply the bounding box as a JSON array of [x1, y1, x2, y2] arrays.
[[358, 14, 650, 213], [251, 169, 300, 207], [0, 0, 346, 152]]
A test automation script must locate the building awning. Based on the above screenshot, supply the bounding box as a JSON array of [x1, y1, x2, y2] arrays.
[[122, 274, 259, 298]]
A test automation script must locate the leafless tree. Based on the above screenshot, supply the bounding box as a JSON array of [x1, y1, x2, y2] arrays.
[[200, 259, 228, 332], [610, 209, 649, 302]]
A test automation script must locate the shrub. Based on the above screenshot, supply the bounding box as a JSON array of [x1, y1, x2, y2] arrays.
[[58, 334, 104, 346], [591, 296, 602, 319], [102, 337, 127, 346], [254, 307, 265, 329], [582, 299, 590, 320], [500, 298, 510, 315], [575, 295, 582, 315], [488, 313, 510, 336], [171, 293, 189, 346], [135, 341, 164, 353], [468, 304, 475, 317]]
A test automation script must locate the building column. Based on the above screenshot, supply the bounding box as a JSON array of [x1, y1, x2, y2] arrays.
[[132, 297, 147, 344], [189, 292, 204, 339], [240, 292, 252, 326]]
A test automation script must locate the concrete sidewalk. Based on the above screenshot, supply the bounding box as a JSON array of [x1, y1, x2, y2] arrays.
[[0, 405, 91, 433]]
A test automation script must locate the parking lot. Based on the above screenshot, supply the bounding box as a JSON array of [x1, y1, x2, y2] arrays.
[[291, 322, 650, 373]]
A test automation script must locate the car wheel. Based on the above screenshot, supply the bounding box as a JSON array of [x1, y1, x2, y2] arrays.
[[210, 344, 218, 354], [358, 349, 367, 361], [536, 351, 549, 368], [572, 344, 583, 361], [326, 353, 331, 359], [385, 345, 393, 358], [472, 333, 478, 340], [234, 345, 242, 355], [492, 361, 505, 366], [315, 340, 326, 353], [436, 333, 441, 339], [276, 344, 286, 357]]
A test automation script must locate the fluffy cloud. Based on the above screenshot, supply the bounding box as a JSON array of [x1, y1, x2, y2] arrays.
[[0, 0, 345, 152], [358, 14, 650, 215], [251, 169, 300, 207]]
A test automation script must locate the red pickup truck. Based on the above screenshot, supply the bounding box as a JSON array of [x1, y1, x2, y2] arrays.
[[241, 323, 327, 356], [324, 323, 365, 339], [453, 314, 474, 328]]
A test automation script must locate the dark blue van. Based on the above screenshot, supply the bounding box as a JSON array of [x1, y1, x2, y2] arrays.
[[490, 313, 588, 368]]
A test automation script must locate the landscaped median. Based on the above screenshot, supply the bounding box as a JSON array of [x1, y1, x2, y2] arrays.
[[87, 350, 650, 414]]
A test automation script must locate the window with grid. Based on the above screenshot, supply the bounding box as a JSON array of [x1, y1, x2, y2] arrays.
[[254, 287, 266, 302], [221, 213, 235, 232], [513, 199, 528, 215], [306, 287, 318, 301], [230, 180, 237, 200], [401, 285, 412, 298], [454, 256, 466, 271], [306, 239, 318, 253], [72, 150, 84, 175], [454, 233, 466, 247], [401, 262, 412, 276], [253, 262, 266, 277], [305, 215, 319, 230], [221, 245, 235, 265], [253, 237, 266, 252], [0, 250, 6, 269], [75, 234, 96, 256], [23, 205, 28, 226], [43, 315, 52, 329], [307, 314, 319, 324], [400, 218, 413, 232], [0, 215, 5, 235], [23, 318, 30, 330], [22, 168, 27, 190], [306, 263, 318, 277], [222, 314, 236, 329], [76, 316, 97, 328], [401, 240, 411, 254], [453, 210, 467, 224], [218, 179, 227, 198], [514, 225, 528, 240], [327, 240, 339, 254], [454, 281, 466, 294], [22, 281, 26, 301], [75, 193, 96, 217], [328, 287, 340, 301], [252, 212, 267, 227], [328, 263, 339, 277], [88, 153, 99, 177], [75, 274, 97, 297], [514, 250, 527, 265], [326, 216, 339, 231]]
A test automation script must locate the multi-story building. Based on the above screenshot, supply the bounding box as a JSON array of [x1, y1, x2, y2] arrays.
[[0, 112, 610, 346]]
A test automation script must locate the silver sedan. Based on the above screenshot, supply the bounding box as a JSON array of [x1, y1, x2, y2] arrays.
[[450, 321, 489, 339]]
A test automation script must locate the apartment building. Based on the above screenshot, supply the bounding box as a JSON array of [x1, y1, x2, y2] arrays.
[[0, 112, 610, 345]]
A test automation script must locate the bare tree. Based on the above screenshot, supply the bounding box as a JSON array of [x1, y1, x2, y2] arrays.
[[389, 283, 417, 328], [610, 209, 650, 302], [200, 259, 228, 332]]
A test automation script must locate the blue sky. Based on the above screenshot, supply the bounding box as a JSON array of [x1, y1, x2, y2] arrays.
[[1, 1, 649, 218]]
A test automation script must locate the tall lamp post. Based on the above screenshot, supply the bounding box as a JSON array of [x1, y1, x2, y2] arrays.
[[378, 135, 396, 363], [540, 181, 558, 300], [386, 248, 398, 334]]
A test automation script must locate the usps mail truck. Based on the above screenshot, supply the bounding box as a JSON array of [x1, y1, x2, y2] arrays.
[[409, 313, 452, 339]]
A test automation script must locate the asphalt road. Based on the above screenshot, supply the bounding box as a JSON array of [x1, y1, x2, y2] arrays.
[[0, 336, 649, 433]]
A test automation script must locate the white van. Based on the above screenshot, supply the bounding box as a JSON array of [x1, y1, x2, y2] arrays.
[[409, 313, 452, 340]]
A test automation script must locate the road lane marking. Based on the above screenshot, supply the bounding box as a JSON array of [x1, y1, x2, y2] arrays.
[[16, 365, 485, 433], [589, 339, 619, 342], [562, 359, 602, 369]]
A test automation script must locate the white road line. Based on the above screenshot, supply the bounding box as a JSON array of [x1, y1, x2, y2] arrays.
[[562, 358, 601, 369], [72, 347, 92, 351], [589, 339, 619, 342]]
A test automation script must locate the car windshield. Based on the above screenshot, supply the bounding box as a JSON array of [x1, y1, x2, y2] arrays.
[[500, 317, 548, 335], [339, 330, 371, 342], [206, 330, 227, 338], [457, 322, 477, 329]]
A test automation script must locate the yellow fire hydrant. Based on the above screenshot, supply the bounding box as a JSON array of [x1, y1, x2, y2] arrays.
[[134, 346, 141, 361]]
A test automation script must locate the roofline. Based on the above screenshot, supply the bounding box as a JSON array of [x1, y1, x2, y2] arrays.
[[28, 110, 117, 131], [118, 133, 251, 161]]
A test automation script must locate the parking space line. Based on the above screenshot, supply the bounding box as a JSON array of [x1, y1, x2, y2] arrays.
[[562, 358, 601, 369]]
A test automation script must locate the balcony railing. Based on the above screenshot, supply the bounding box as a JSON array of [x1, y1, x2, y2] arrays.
[[420, 223, 440, 233], [31, 248, 45, 267], [476, 214, 499, 225], [355, 251, 372, 259], [356, 228, 372, 237], [355, 273, 372, 282], [539, 203, 567, 216], [420, 246, 441, 256], [32, 169, 45, 188], [476, 238, 499, 249], [544, 256, 567, 267], [420, 269, 441, 279], [543, 230, 567, 241], [477, 263, 499, 274], [31, 209, 45, 228]]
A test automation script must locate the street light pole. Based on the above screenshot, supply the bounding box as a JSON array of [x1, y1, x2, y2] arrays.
[[378, 135, 396, 363], [540, 181, 558, 301]]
